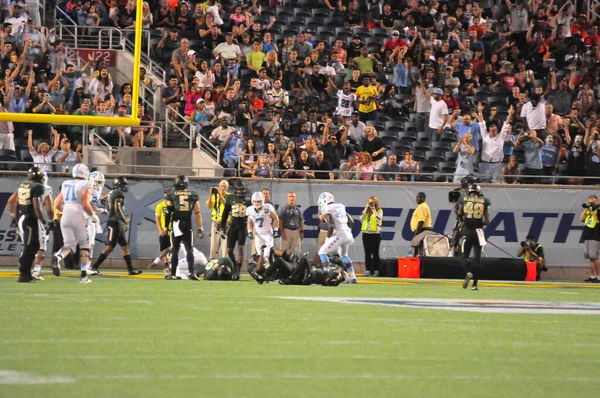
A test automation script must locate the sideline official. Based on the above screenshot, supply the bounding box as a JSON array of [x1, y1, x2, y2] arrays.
[[581, 195, 600, 283], [278, 192, 304, 252], [154, 189, 172, 272], [410, 192, 433, 256], [206, 180, 230, 259]]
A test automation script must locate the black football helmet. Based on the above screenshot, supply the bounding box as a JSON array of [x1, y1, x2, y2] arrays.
[[27, 167, 44, 183], [174, 175, 189, 190], [460, 174, 479, 190], [468, 183, 482, 196], [114, 176, 129, 192], [230, 178, 246, 198], [218, 257, 234, 280]]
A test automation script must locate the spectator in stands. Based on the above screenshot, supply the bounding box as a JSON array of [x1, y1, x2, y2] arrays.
[[516, 130, 544, 184], [321, 121, 346, 170], [209, 118, 234, 146], [0, 103, 15, 151], [520, 86, 547, 136], [132, 104, 157, 148], [355, 151, 375, 181], [338, 153, 357, 180], [360, 125, 385, 169], [354, 47, 379, 76], [452, 133, 476, 183], [293, 33, 312, 60], [479, 104, 514, 183], [356, 75, 378, 121], [55, 137, 82, 172], [294, 150, 315, 179], [246, 40, 265, 73], [69, 99, 96, 141], [157, 29, 180, 65], [115, 1, 136, 29], [502, 155, 520, 184], [28, 129, 59, 173], [313, 150, 334, 180], [221, 128, 244, 170], [448, 109, 481, 151], [376, 155, 401, 181], [541, 134, 560, 177], [424, 87, 448, 143], [568, 134, 586, 185], [399, 150, 419, 182], [213, 32, 242, 62]]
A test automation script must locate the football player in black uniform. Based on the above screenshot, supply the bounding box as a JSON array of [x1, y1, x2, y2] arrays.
[[448, 174, 479, 257], [201, 257, 234, 280], [457, 184, 491, 290], [219, 178, 251, 280], [7, 167, 48, 282], [89, 177, 142, 276], [165, 175, 204, 280]]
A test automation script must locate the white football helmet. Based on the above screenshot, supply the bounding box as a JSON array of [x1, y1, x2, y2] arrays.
[[72, 164, 89, 180], [252, 191, 265, 208], [318, 192, 335, 214], [89, 171, 105, 190], [41, 171, 48, 186]]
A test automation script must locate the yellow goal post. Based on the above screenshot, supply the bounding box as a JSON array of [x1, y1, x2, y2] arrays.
[[0, 0, 144, 127]]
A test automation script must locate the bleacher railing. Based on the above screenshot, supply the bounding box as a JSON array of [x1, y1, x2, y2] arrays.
[[165, 106, 221, 164]]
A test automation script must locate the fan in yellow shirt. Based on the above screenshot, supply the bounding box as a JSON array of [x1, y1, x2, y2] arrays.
[[355, 76, 379, 116]]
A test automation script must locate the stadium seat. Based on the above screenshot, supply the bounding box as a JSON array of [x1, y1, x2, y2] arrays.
[[335, 27, 353, 38], [420, 160, 439, 173], [418, 175, 434, 182], [293, 8, 312, 18], [13, 138, 28, 148], [439, 130, 456, 143], [432, 141, 452, 152], [438, 161, 456, 173], [491, 86, 510, 96], [425, 150, 445, 162], [317, 26, 335, 36], [444, 151, 457, 163], [403, 122, 419, 132], [487, 96, 507, 106], [433, 172, 450, 182], [0, 149, 17, 170], [371, 28, 389, 40], [398, 131, 417, 143], [312, 9, 329, 18], [412, 150, 426, 161], [277, 9, 294, 19], [417, 132, 430, 142]]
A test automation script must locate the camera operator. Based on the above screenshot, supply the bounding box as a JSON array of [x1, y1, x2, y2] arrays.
[[360, 196, 383, 276], [517, 235, 546, 281], [581, 195, 600, 283], [206, 180, 231, 259]]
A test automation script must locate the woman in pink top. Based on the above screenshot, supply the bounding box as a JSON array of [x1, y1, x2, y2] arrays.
[[355, 152, 376, 180], [230, 6, 246, 26]]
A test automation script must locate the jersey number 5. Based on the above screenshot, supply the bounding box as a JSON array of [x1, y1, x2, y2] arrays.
[[179, 195, 189, 211]]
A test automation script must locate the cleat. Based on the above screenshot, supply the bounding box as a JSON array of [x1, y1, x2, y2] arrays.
[[471, 286, 479, 291], [592, 278, 600, 284], [373, 271, 379, 277], [363, 271, 371, 277], [188, 273, 200, 281], [250, 272, 265, 284], [51, 255, 61, 277], [584, 277, 596, 283], [32, 272, 44, 281], [128, 269, 142, 276], [351, 279, 357, 284], [17, 277, 35, 283], [87, 267, 102, 276], [232, 274, 240, 281], [164, 275, 181, 280], [463, 272, 473, 289], [163, 267, 170, 276], [80, 276, 92, 284]]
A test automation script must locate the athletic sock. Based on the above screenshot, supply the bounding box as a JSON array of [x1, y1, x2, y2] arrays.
[[93, 253, 107, 270], [347, 266, 356, 280], [123, 255, 133, 272], [153, 257, 163, 266], [80, 261, 89, 278], [33, 264, 41, 273]]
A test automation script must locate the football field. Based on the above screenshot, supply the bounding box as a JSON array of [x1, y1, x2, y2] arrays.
[[1, 271, 599, 398]]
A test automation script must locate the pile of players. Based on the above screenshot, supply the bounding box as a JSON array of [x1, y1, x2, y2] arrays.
[[153, 177, 356, 286], [8, 164, 142, 283]]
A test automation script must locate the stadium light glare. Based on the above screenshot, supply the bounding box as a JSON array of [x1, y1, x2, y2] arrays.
[[0, 0, 143, 127]]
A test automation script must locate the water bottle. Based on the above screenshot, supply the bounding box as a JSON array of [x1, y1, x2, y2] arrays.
[[382, 247, 386, 258], [408, 247, 414, 257]]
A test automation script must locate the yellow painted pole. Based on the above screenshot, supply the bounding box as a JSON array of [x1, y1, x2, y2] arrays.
[[130, 0, 143, 121], [0, 113, 140, 126]]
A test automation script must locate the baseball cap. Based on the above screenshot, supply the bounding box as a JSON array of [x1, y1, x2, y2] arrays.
[[39, 88, 47, 93], [431, 88, 443, 95], [353, 35, 361, 40], [14, 84, 21, 89], [60, 137, 70, 144], [82, 99, 91, 105], [187, 49, 196, 56], [118, 103, 127, 108], [225, 31, 233, 36], [391, 30, 399, 36], [196, 98, 204, 104]]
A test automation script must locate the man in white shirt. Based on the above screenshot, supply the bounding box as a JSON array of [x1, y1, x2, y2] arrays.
[[423, 86, 448, 143], [347, 112, 365, 145], [476, 103, 514, 183], [209, 118, 235, 146], [266, 80, 289, 109], [213, 32, 242, 62], [520, 87, 546, 135]]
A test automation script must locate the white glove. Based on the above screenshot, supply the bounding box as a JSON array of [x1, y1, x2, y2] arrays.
[[91, 214, 100, 224]]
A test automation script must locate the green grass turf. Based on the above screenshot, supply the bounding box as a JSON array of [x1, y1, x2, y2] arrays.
[[1, 273, 600, 398]]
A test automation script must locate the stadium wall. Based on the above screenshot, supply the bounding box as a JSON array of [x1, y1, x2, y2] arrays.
[[0, 175, 594, 270]]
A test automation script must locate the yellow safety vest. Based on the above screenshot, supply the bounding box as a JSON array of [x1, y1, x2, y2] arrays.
[[585, 209, 598, 229], [361, 210, 381, 233], [211, 192, 231, 222]]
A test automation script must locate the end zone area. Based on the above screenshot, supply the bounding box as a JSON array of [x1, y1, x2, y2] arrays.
[[1, 270, 599, 398]]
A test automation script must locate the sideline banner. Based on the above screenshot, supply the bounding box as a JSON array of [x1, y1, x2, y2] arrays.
[[0, 176, 589, 266]]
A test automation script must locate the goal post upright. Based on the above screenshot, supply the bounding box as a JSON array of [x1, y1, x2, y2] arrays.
[[0, 0, 143, 127]]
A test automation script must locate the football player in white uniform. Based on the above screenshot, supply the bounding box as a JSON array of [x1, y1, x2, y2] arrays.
[[173, 246, 208, 280], [52, 164, 97, 283], [247, 191, 279, 272], [317, 192, 357, 283], [86, 171, 106, 275], [31, 171, 55, 280]]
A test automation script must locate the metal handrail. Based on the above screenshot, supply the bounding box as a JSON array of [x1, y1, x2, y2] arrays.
[[122, 35, 167, 83], [165, 107, 221, 163]]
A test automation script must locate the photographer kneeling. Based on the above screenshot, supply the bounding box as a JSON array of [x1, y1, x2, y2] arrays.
[[581, 195, 600, 283], [517, 235, 546, 281]]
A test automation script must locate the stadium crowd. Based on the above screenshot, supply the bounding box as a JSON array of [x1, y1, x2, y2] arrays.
[[0, 0, 600, 184]]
